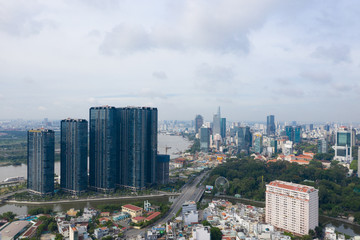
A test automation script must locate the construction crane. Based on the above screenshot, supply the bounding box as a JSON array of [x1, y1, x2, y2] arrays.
[[165, 146, 172, 154]]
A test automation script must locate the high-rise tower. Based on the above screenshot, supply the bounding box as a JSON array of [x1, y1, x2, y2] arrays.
[[266, 115, 275, 136], [212, 107, 221, 136], [60, 119, 88, 194], [118, 107, 157, 190], [27, 129, 55, 195], [194, 115, 204, 134], [89, 106, 118, 192]]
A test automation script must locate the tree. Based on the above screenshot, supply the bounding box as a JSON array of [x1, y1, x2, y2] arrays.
[[0, 211, 16, 221], [210, 227, 222, 240], [48, 222, 58, 232], [55, 233, 63, 240], [201, 220, 211, 226]]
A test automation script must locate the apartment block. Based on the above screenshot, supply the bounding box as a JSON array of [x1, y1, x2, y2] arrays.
[[265, 180, 318, 236]]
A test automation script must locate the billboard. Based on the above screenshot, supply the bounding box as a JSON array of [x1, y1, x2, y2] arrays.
[[206, 185, 214, 191]]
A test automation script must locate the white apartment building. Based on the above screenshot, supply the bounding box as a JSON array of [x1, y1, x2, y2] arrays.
[[265, 180, 318, 236]]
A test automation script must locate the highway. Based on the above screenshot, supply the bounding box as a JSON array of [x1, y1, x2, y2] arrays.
[[124, 170, 209, 239]]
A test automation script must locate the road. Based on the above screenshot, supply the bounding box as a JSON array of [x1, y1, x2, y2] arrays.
[[124, 170, 209, 239], [0, 189, 28, 203]]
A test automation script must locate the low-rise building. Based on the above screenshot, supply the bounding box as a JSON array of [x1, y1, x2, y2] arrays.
[[122, 204, 143, 218], [0, 221, 30, 240]]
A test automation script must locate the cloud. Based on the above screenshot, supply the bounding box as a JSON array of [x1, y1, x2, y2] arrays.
[[0, 1, 46, 37], [332, 83, 356, 92], [98, 0, 281, 55], [311, 44, 351, 63], [99, 24, 153, 55], [274, 88, 304, 98], [300, 71, 332, 84], [152, 71, 167, 80], [196, 63, 234, 84], [275, 78, 294, 86], [37, 106, 47, 111]]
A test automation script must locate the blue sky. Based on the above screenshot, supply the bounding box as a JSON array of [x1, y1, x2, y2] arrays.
[[0, 0, 359, 122]]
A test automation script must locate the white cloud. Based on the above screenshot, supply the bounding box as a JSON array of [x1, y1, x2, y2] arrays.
[[311, 44, 351, 63]]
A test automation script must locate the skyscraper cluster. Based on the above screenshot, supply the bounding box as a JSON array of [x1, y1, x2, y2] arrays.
[[27, 106, 168, 195]]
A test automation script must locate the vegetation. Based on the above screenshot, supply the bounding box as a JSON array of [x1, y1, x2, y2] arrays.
[[0, 211, 16, 221], [314, 145, 335, 161], [210, 227, 222, 240], [28, 207, 53, 215], [206, 157, 360, 223], [293, 142, 317, 154], [35, 216, 58, 238]]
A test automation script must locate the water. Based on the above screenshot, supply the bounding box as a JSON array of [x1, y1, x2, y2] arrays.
[[0, 134, 190, 182]]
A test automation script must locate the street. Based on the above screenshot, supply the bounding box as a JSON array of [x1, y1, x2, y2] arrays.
[[124, 170, 209, 239]]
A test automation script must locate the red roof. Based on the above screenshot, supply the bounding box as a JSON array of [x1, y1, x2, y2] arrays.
[[123, 204, 142, 211], [133, 216, 145, 221], [145, 212, 161, 221], [269, 180, 315, 193]]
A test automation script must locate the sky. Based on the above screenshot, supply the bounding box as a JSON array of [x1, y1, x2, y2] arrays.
[[0, 0, 360, 122]]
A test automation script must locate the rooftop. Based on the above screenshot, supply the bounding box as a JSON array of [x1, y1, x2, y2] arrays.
[[268, 180, 316, 193], [0, 221, 30, 239], [122, 204, 142, 211]]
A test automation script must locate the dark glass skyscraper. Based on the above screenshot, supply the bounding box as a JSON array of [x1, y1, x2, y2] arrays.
[[118, 107, 157, 190], [285, 125, 301, 143], [27, 129, 55, 195], [285, 126, 294, 142], [60, 119, 88, 194], [156, 154, 170, 185], [194, 115, 203, 134], [266, 115, 275, 136], [236, 126, 252, 153], [200, 126, 210, 152], [89, 106, 118, 192], [220, 118, 226, 139]]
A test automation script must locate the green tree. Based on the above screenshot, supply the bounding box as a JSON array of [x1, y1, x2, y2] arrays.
[[48, 222, 58, 232], [210, 227, 222, 240], [55, 233, 63, 240], [0, 211, 16, 221]]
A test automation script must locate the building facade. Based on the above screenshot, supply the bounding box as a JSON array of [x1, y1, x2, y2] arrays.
[[212, 107, 221, 136], [253, 134, 263, 154], [334, 126, 353, 163], [156, 154, 170, 185], [118, 107, 157, 190], [89, 106, 118, 192], [60, 119, 88, 194], [266, 115, 275, 136], [236, 126, 252, 153], [317, 138, 327, 154], [200, 126, 210, 152], [27, 129, 55, 195], [266, 180, 318, 236], [220, 118, 226, 140], [194, 115, 203, 134]]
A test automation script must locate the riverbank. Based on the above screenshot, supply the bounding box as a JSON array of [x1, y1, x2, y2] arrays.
[[5, 192, 180, 205]]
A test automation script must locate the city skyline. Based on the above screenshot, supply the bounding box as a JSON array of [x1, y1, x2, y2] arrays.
[[0, 1, 360, 122]]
